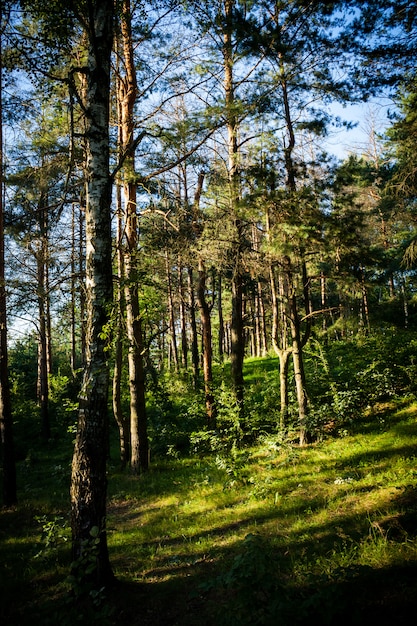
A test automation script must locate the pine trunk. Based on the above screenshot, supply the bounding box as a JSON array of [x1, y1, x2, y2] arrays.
[[224, 0, 244, 410], [118, 0, 148, 473]]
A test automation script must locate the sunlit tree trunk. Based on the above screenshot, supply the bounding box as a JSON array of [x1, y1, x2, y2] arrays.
[[217, 273, 225, 362], [36, 194, 50, 441], [79, 203, 86, 364], [166, 249, 179, 372], [118, 0, 148, 473], [70, 0, 115, 586], [197, 259, 216, 428], [178, 260, 188, 369], [280, 56, 311, 445], [0, 29, 17, 505], [113, 182, 130, 469], [224, 0, 244, 410], [70, 203, 77, 375], [187, 267, 199, 388]]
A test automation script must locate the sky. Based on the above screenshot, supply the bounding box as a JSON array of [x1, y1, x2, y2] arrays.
[[326, 97, 395, 160]]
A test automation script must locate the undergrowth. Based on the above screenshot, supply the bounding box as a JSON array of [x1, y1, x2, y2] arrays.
[[2, 396, 416, 625], [2, 331, 417, 624]]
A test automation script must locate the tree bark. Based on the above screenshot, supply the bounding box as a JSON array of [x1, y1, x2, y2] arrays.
[[178, 261, 188, 370], [196, 259, 217, 429], [113, 183, 130, 469], [217, 273, 225, 362], [70, 0, 115, 587], [165, 249, 179, 372], [0, 28, 17, 505], [187, 267, 200, 388], [118, 0, 149, 473], [36, 195, 50, 441], [224, 0, 244, 410]]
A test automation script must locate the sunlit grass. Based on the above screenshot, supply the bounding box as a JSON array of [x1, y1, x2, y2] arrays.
[[1, 397, 417, 624]]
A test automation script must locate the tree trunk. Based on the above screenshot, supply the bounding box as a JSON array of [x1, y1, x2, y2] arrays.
[[224, 0, 244, 410], [165, 249, 179, 372], [217, 273, 224, 362], [79, 203, 86, 365], [196, 259, 217, 429], [118, 0, 148, 473], [187, 267, 200, 388], [37, 198, 50, 441], [0, 32, 17, 505], [283, 256, 309, 445], [70, 203, 78, 375], [70, 0, 115, 587], [280, 58, 311, 445], [270, 261, 292, 428], [113, 183, 130, 469], [178, 261, 188, 370]]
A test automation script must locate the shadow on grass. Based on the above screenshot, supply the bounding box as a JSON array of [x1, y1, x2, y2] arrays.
[[19, 551, 416, 626]]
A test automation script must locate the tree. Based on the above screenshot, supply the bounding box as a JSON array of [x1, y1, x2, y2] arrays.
[[6, 106, 71, 440], [116, 0, 149, 474], [0, 7, 17, 506], [70, 0, 115, 587]]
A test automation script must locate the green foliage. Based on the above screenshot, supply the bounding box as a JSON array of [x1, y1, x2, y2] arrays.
[[34, 514, 69, 560], [2, 393, 417, 624], [67, 526, 102, 599], [49, 372, 79, 432], [146, 375, 206, 456], [202, 533, 288, 625]]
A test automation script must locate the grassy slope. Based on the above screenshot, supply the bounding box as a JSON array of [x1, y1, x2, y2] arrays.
[[1, 393, 417, 623]]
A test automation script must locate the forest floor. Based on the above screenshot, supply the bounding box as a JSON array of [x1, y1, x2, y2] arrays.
[[2, 397, 417, 625]]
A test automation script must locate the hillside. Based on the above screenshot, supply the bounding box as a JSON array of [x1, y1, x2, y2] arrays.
[[1, 396, 417, 625]]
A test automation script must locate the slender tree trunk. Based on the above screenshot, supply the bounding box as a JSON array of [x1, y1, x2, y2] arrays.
[[359, 265, 370, 333], [166, 249, 179, 372], [280, 55, 311, 445], [36, 198, 50, 441], [257, 280, 267, 355], [178, 261, 188, 369], [79, 202, 86, 365], [401, 279, 409, 329], [113, 183, 130, 469], [283, 256, 309, 445], [320, 271, 327, 334], [187, 267, 199, 388], [118, 0, 148, 473], [278, 349, 291, 429], [70, 0, 115, 587], [270, 261, 292, 427], [0, 31, 17, 505], [70, 203, 77, 375], [217, 273, 224, 362], [224, 0, 244, 409], [196, 259, 216, 428]]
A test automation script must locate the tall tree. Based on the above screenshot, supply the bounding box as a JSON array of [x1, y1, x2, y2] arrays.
[[0, 7, 17, 506], [223, 0, 245, 411], [70, 0, 115, 586], [117, 0, 149, 474]]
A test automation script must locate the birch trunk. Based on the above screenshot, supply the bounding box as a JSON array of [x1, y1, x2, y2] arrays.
[[0, 30, 17, 505], [70, 0, 115, 586]]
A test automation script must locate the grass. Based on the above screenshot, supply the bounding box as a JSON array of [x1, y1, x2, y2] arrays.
[[1, 392, 417, 625]]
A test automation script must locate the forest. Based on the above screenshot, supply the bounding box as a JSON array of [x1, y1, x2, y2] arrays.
[[1, 0, 417, 624]]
